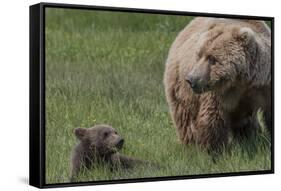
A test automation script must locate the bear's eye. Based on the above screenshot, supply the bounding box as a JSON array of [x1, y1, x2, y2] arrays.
[[208, 56, 217, 65], [103, 132, 109, 138]]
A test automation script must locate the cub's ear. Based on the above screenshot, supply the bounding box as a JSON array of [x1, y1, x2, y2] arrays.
[[74, 128, 87, 140], [236, 27, 256, 45]]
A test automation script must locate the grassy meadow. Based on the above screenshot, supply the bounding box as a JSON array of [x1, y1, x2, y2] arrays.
[[45, 8, 271, 184]]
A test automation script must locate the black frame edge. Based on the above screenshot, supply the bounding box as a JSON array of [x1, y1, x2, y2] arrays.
[[29, 3, 44, 188], [40, 2, 274, 20], [42, 170, 273, 189], [271, 17, 275, 174]]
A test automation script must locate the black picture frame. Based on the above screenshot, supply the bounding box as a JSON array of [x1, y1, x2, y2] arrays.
[[30, 2, 274, 189]]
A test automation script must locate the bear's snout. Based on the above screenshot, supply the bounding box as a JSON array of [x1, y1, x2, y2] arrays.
[[185, 75, 198, 88], [185, 75, 206, 93], [116, 138, 124, 149]]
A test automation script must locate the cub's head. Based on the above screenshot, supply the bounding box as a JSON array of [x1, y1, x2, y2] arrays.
[[74, 124, 124, 155], [185, 25, 257, 94]]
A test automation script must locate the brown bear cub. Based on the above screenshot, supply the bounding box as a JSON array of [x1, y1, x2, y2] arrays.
[[70, 124, 146, 181]]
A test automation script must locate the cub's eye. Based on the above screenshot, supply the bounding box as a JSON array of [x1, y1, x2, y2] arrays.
[[114, 131, 118, 135], [208, 56, 217, 65], [103, 132, 109, 138]]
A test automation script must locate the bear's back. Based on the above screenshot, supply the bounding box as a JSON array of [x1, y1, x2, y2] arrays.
[[170, 17, 270, 54]]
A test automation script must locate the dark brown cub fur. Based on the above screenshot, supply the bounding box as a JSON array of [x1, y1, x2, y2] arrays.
[[70, 124, 146, 181]]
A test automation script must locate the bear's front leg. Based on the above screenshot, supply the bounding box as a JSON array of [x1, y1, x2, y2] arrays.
[[195, 98, 229, 153], [110, 153, 148, 169], [264, 91, 272, 133]]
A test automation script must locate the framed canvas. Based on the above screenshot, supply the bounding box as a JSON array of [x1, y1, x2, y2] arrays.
[[29, 2, 274, 188]]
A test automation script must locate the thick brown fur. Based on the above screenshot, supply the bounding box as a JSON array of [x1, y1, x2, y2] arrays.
[[70, 124, 146, 181], [164, 17, 271, 152]]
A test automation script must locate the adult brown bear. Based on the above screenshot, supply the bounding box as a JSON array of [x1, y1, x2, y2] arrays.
[[164, 17, 271, 152]]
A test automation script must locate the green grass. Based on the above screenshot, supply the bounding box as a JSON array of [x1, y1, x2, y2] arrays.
[[45, 8, 271, 184]]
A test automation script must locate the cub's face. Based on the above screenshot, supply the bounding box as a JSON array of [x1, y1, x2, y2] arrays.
[[74, 125, 124, 155], [185, 26, 255, 94]]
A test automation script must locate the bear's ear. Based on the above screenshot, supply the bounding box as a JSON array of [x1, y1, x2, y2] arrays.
[[236, 27, 255, 45], [74, 128, 87, 140]]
